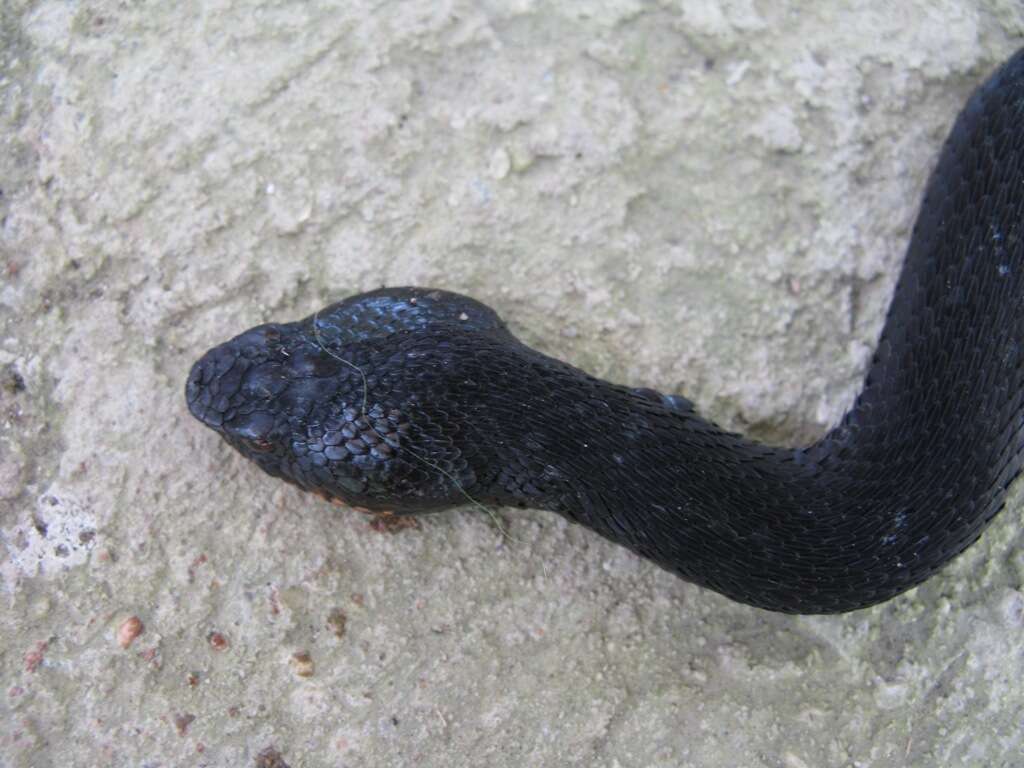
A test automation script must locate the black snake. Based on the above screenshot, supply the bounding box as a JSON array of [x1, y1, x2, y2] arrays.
[[187, 48, 1024, 613]]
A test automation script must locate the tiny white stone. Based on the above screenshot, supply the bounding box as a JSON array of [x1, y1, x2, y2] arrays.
[[489, 147, 511, 179], [726, 60, 750, 86]]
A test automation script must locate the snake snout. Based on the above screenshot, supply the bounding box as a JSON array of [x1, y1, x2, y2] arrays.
[[186, 323, 290, 429], [186, 352, 225, 429], [185, 340, 252, 431]]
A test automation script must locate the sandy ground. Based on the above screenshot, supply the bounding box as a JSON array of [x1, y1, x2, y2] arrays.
[[2, 1, 1023, 766]]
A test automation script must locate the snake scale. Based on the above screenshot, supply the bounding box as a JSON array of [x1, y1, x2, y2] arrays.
[[187, 48, 1024, 613]]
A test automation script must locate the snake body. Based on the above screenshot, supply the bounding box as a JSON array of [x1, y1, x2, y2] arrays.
[[187, 49, 1024, 613]]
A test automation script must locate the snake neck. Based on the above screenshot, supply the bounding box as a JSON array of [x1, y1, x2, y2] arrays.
[[464, 49, 1024, 613], [461, 327, 1017, 613], [461, 362, 843, 611]]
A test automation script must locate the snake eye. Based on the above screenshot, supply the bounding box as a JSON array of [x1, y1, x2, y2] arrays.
[[226, 412, 276, 452]]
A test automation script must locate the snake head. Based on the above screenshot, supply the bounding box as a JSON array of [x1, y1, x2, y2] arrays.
[[186, 289, 501, 513]]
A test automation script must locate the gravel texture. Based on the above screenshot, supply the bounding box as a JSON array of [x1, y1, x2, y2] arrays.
[[1, 1, 1023, 766]]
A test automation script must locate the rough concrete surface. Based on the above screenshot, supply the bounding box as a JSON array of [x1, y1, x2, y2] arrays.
[[2, 1, 1023, 766]]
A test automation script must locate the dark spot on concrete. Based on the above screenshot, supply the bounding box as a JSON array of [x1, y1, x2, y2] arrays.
[[3, 366, 26, 394], [255, 746, 291, 768], [327, 608, 347, 639], [369, 514, 419, 534], [173, 713, 195, 736]]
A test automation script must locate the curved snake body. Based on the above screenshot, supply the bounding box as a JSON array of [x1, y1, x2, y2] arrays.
[[187, 49, 1024, 613]]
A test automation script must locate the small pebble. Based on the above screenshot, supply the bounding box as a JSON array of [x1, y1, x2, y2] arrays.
[[291, 651, 315, 677], [256, 747, 291, 768], [327, 609, 347, 639], [173, 713, 195, 736], [117, 616, 144, 649]]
